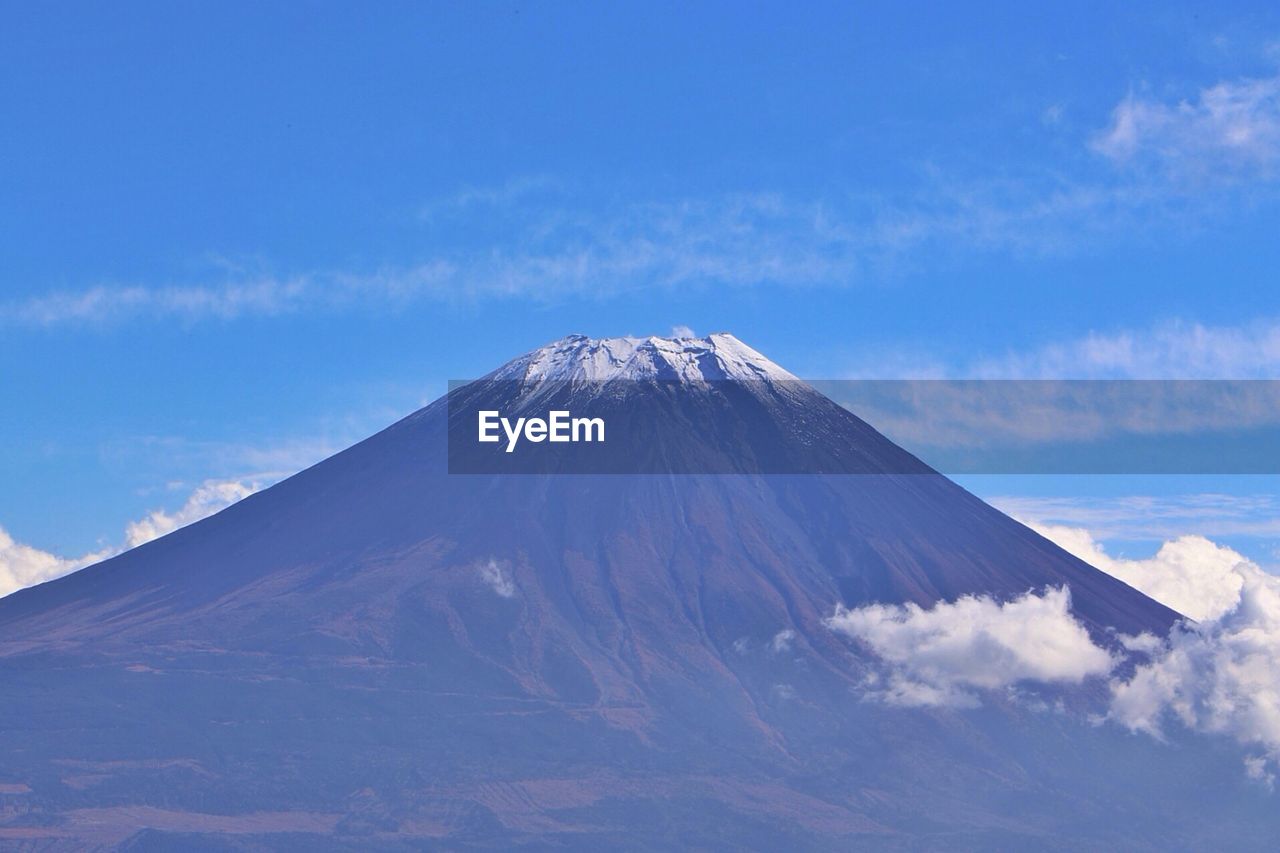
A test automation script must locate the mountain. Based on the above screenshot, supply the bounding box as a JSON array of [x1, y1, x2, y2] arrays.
[[0, 334, 1272, 850]]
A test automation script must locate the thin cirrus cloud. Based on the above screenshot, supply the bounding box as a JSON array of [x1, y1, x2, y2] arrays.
[[1092, 73, 1280, 182], [971, 317, 1280, 379], [0, 478, 259, 599], [0, 185, 1222, 328], [992, 494, 1280, 551], [830, 317, 1280, 462], [5, 71, 1279, 329], [827, 521, 1280, 784], [112, 433, 352, 481], [6, 278, 311, 326], [0, 191, 874, 327], [842, 317, 1280, 381], [831, 375, 1280, 459]]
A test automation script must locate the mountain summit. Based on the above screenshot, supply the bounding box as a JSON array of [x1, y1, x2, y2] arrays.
[[490, 332, 798, 383], [1, 334, 1248, 850]]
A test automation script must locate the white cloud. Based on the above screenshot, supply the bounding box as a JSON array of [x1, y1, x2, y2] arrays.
[[824, 515, 1280, 782], [971, 317, 1280, 379], [991, 493, 1280, 544], [1246, 755, 1276, 788], [107, 432, 358, 487], [830, 317, 1280, 467], [831, 376, 1280, 461], [417, 174, 562, 221], [1028, 524, 1247, 622], [0, 528, 98, 600], [841, 317, 1280, 383], [124, 480, 258, 548], [670, 325, 697, 339], [1093, 76, 1280, 181], [0, 478, 258, 599], [1029, 521, 1280, 782], [3, 70, 1277, 330], [826, 586, 1115, 709], [0, 193, 868, 327], [770, 683, 797, 701], [1108, 561, 1280, 781], [8, 117, 1276, 333], [770, 628, 796, 654], [477, 558, 516, 598], [5, 278, 313, 326]]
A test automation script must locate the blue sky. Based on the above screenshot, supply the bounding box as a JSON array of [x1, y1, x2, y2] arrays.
[[3, 3, 1280, 570]]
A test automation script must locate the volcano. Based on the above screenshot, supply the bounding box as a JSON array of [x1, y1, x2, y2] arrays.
[[0, 334, 1274, 850]]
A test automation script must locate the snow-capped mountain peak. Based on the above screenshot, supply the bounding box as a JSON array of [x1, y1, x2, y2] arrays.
[[490, 333, 799, 384]]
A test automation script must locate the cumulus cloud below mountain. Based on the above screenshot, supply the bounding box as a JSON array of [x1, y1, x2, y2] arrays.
[[829, 519, 1280, 782], [1027, 523, 1248, 622], [1109, 561, 1280, 786], [1056, 527, 1280, 787], [827, 586, 1115, 709]]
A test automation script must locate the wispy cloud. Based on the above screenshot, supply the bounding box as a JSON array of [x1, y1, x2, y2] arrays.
[[111, 434, 347, 480], [0, 183, 1215, 329], [1093, 74, 1280, 183], [971, 318, 1280, 379], [844, 317, 1280, 380], [5, 278, 313, 326], [830, 317, 1280, 469], [10, 63, 1280, 331], [416, 174, 564, 222], [0, 478, 260, 598], [828, 379, 1280, 465], [993, 493, 1280, 545]]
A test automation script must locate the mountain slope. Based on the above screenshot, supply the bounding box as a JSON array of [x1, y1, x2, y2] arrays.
[[1, 334, 1260, 851], [0, 333, 1177, 645]]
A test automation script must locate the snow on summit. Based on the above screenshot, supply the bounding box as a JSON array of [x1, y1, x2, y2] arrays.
[[491, 333, 799, 384]]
